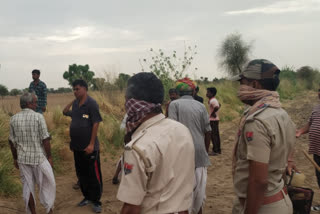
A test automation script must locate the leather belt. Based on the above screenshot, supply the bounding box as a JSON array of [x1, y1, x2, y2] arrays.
[[263, 187, 288, 205], [168, 211, 188, 214], [239, 186, 288, 206]]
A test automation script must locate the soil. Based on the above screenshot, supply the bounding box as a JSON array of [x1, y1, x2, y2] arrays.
[[1, 91, 319, 214]]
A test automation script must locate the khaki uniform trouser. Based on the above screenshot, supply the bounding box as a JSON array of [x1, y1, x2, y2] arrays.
[[232, 193, 293, 214]]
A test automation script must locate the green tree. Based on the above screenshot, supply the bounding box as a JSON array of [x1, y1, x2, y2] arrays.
[[296, 66, 319, 90], [92, 78, 107, 91], [63, 64, 95, 88], [218, 32, 252, 75], [0, 84, 9, 98], [141, 45, 198, 100], [115, 73, 131, 91], [9, 89, 21, 96]]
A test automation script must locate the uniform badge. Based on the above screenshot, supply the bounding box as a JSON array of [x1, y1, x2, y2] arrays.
[[246, 132, 253, 141], [124, 162, 133, 175], [82, 114, 89, 119]]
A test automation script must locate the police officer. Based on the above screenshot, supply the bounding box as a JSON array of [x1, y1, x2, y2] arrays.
[[231, 59, 296, 214], [117, 72, 195, 214]]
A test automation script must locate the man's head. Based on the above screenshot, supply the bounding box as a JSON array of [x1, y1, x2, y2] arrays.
[[231, 59, 280, 91], [72, 79, 88, 100], [195, 86, 200, 95], [126, 72, 164, 104], [32, 69, 40, 81], [175, 77, 196, 97], [169, 88, 178, 101], [206, 87, 217, 99], [20, 92, 37, 110]]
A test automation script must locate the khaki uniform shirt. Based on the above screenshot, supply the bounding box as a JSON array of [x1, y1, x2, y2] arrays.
[[233, 106, 296, 198], [117, 114, 195, 214]]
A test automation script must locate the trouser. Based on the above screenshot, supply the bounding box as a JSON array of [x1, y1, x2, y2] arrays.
[[232, 191, 293, 214], [191, 167, 207, 214], [210, 121, 221, 153], [74, 150, 103, 205], [314, 154, 320, 188]]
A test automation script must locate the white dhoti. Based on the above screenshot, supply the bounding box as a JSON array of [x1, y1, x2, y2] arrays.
[[19, 159, 56, 214], [191, 167, 207, 214]]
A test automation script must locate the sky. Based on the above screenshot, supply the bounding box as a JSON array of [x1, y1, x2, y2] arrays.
[[0, 0, 320, 90]]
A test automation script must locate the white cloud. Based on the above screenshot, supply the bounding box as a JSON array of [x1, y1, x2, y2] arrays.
[[225, 0, 320, 15]]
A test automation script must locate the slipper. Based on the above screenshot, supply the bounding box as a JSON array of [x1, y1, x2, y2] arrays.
[[311, 205, 320, 211]]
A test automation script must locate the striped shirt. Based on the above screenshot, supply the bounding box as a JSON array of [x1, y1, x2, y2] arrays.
[[309, 104, 320, 155], [9, 108, 50, 165], [29, 80, 47, 113]]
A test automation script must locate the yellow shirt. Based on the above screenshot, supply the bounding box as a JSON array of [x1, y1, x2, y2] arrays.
[[117, 114, 195, 213]]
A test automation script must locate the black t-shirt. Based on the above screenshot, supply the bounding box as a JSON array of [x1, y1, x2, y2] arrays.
[[67, 96, 102, 151]]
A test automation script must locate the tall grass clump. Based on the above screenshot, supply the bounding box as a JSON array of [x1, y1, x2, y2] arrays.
[[0, 109, 21, 196]]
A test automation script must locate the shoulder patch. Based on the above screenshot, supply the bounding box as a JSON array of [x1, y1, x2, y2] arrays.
[[258, 103, 267, 109], [124, 162, 134, 175], [246, 132, 253, 141]]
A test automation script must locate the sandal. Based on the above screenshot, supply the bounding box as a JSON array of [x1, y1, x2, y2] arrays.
[[311, 205, 320, 211]]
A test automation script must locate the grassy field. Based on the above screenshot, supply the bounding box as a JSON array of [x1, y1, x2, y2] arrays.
[[0, 76, 318, 197]]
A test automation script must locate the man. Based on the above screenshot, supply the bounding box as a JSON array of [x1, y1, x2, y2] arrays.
[[206, 87, 221, 155], [165, 88, 179, 117], [63, 79, 103, 213], [296, 88, 320, 211], [168, 77, 211, 214], [9, 92, 55, 214], [231, 59, 296, 214], [29, 69, 47, 113], [194, 86, 204, 103], [117, 72, 195, 214]]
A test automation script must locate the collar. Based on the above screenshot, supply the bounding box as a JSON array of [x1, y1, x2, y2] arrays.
[[132, 114, 165, 139], [179, 95, 194, 100], [22, 108, 35, 112], [76, 95, 89, 107]]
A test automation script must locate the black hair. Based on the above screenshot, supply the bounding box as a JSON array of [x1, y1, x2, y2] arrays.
[[126, 72, 164, 104], [258, 77, 280, 91], [32, 69, 40, 75], [169, 88, 177, 94], [207, 87, 217, 96], [72, 79, 88, 90]]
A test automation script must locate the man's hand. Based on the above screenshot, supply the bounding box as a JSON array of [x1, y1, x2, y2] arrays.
[[296, 129, 302, 138], [42, 106, 46, 113], [48, 156, 53, 167], [84, 143, 94, 154], [14, 159, 19, 169], [287, 161, 299, 175]]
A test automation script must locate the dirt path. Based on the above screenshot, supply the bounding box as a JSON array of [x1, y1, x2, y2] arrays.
[[1, 92, 320, 214]]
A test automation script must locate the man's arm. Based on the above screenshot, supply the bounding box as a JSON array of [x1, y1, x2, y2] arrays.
[[43, 137, 53, 167], [296, 123, 310, 138], [120, 203, 141, 214], [204, 131, 211, 153], [245, 160, 269, 214], [9, 140, 19, 169], [42, 83, 47, 112], [84, 122, 99, 154], [63, 100, 74, 116]]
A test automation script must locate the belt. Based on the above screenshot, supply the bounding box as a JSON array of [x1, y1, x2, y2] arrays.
[[263, 187, 288, 205], [239, 187, 288, 206], [168, 211, 188, 214]]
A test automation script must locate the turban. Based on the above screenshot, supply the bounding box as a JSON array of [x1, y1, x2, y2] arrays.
[[176, 77, 196, 92]]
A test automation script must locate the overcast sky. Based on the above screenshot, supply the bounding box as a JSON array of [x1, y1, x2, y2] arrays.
[[0, 0, 319, 90]]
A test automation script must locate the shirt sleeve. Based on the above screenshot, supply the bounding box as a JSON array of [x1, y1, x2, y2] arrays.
[[38, 114, 50, 141], [203, 107, 212, 132], [168, 102, 178, 121], [244, 120, 271, 163], [89, 101, 102, 123], [43, 82, 47, 106], [117, 149, 148, 205]]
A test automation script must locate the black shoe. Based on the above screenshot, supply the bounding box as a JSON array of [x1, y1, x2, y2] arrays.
[[92, 203, 102, 213], [78, 198, 90, 207]]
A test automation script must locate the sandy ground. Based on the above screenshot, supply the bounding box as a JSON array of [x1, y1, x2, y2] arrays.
[[1, 92, 320, 214]]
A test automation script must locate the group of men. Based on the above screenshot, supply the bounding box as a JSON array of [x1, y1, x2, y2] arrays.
[[7, 58, 320, 214]]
